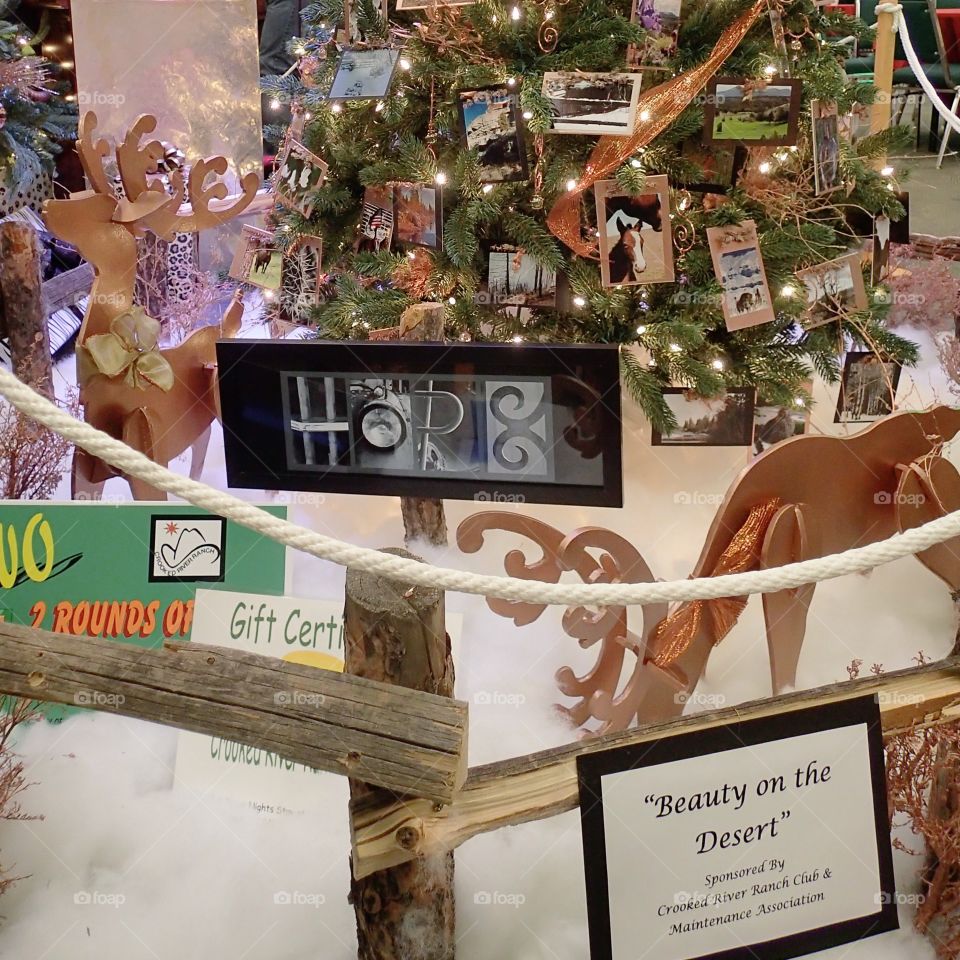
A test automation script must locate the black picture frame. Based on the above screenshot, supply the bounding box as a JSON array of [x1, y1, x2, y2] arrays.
[[652, 387, 756, 446], [147, 513, 227, 584], [456, 86, 529, 184], [216, 341, 623, 507], [578, 696, 898, 960], [834, 350, 902, 424], [703, 77, 803, 148]]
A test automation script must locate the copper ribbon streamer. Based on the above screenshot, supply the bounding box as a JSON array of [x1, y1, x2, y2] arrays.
[[546, 0, 767, 256], [647, 497, 783, 667]]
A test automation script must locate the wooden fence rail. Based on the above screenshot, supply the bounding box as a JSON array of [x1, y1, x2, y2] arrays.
[[0, 621, 468, 804]]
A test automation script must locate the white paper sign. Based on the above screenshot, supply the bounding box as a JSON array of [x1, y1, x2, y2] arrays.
[[174, 588, 461, 814], [578, 698, 897, 960]]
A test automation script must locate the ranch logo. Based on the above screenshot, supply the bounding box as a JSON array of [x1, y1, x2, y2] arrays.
[[149, 516, 226, 582]]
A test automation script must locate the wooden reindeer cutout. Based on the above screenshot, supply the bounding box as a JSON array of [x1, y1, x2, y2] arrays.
[[460, 406, 960, 736], [43, 112, 260, 500]]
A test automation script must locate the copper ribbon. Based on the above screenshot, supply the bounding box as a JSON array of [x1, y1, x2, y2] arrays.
[[647, 497, 783, 667], [546, 0, 767, 256]]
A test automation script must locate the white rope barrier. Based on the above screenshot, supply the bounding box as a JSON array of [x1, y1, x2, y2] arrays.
[[878, 1, 960, 135], [3, 366, 960, 607]]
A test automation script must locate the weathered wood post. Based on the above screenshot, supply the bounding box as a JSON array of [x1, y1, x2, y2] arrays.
[[0, 221, 53, 396], [345, 547, 457, 960], [399, 302, 448, 547]]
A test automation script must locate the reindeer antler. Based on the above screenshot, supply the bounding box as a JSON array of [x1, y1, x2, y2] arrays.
[[115, 115, 166, 202], [76, 111, 116, 197]]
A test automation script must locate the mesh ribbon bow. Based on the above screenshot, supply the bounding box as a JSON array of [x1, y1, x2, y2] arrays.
[[79, 308, 175, 392]]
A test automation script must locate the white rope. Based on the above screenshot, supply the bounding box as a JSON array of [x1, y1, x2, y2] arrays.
[[3, 370, 960, 607], [877, 1, 960, 135]]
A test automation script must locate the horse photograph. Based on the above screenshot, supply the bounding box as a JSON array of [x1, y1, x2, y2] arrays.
[[229, 225, 282, 293], [596, 175, 674, 287]]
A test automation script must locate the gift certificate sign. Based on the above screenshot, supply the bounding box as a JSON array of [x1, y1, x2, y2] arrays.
[[578, 697, 897, 960]]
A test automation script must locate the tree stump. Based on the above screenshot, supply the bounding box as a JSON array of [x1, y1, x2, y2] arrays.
[[345, 547, 456, 960], [0, 221, 53, 396], [400, 302, 448, 548]]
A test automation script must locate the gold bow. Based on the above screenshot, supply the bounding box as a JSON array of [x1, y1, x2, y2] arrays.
[[79, 308, 175, 391]]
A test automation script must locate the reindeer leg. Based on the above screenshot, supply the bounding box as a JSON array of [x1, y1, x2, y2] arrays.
[[897, 458, 960, 591], [761, 504, 816, 694], [189, 424, 212, 481], [71, 448, 106, 501], [121, 410, 168, 501]]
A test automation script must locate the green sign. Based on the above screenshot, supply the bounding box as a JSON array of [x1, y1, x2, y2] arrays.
[[0, 502, 287, 646]]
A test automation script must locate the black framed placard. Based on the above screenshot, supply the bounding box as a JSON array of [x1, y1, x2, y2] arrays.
[[215, 341, 623, 507], [578, 696, 897, 960]]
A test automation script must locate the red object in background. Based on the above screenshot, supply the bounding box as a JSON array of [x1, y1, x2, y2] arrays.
[[824, 3, 857, 14], [939, 9, 960, 64]]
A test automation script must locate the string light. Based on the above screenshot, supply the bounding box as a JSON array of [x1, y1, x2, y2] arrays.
[[482, 184, 494, 193], [630, 158, 642, 169], [758, 161, 772, 174], [399, 57, 412, 71], [65, 94, 76, 102], [711, 359, 724, 370], [669, 342, 681, 353], [545, 7, 555, 17], [375, 101, 385, 112], [269, 98, 281, 111], [880, 165, 895, 177], [781, 284, 796, 298], [794, 397, 805, 407], [511, 5, 521, 19], [763, 63, 777, 77], [639, 109, 651, 122], [448, 296, 457, 305], [512, 335, 524, 343], [407, 251, 417, 260], [264, 290, 275, 300], [435, 171, 447, 185], [331, 103, 342, 113], [522, 110, 533, 120], [506, 77, 516, 87], [573, 296, 586, 308], [636, 324, 647, 335], [566, 178, 577, 192]]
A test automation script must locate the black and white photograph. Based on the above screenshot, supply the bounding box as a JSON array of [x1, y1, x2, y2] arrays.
[[356, 185, 394, 252], [595, 175, 674, 287], [652, 387, 755, 446], [458, 86, 528, 183], [541, 72, 643, 136], [328, 47, 401, 100], [703, 78, 802, 146], [228, 225, 282, 293], [872, 214, 891, 285], [753, 400, 807, 454], [811, 99, 841, 195], [835, 351, 901, 423], [274, 140, 328, 218], [706, 220, 776, 330], [485, 247, 557, 308], [215, 341, 623, 506], [796, 253, 869, 328], [280, 236, 323, 323]]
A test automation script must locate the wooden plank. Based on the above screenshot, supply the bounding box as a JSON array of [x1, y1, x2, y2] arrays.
[[0, 621, 468, 804], [351, 658, 960, 878]]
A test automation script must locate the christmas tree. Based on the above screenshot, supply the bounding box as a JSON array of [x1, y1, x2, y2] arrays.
[[263, 0, 916, 430], [0, 0, 75, 200]]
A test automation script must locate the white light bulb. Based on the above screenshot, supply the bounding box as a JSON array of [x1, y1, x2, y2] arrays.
[[639, 108, 651, 122], [407, 251, 417, 260], [331, 103, 342, 113], [435, 171, 447, 185], [512, 335, 524, 343], [482, 183, 494, 193], [511, 5, 521, 19], [522, 110, 533, 120], [758, 161, 772, 174], [648, 358, 657, 367], [506, 77, 516, 87], [448, 297, 457, 305], [573, 296, 586, 307], [679, 197, 689, 211], [60, 60, 74, 69], [794, 397, 805, 407], [269, 98, 281, 111], [669, 342, 681, 353], [636, 324, 647, 335], [264, 289, 275, 300], [566, 178, 577, 192], [764, 64, 777, 77], [400, 57, 412, 71], [712, 359, 724, 370], [375, 101, 385, 112], [880, 165, 895, 177], [545, 7, 554, 17], [630, 158, 642, 169], [781, 284, 796, 298]]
